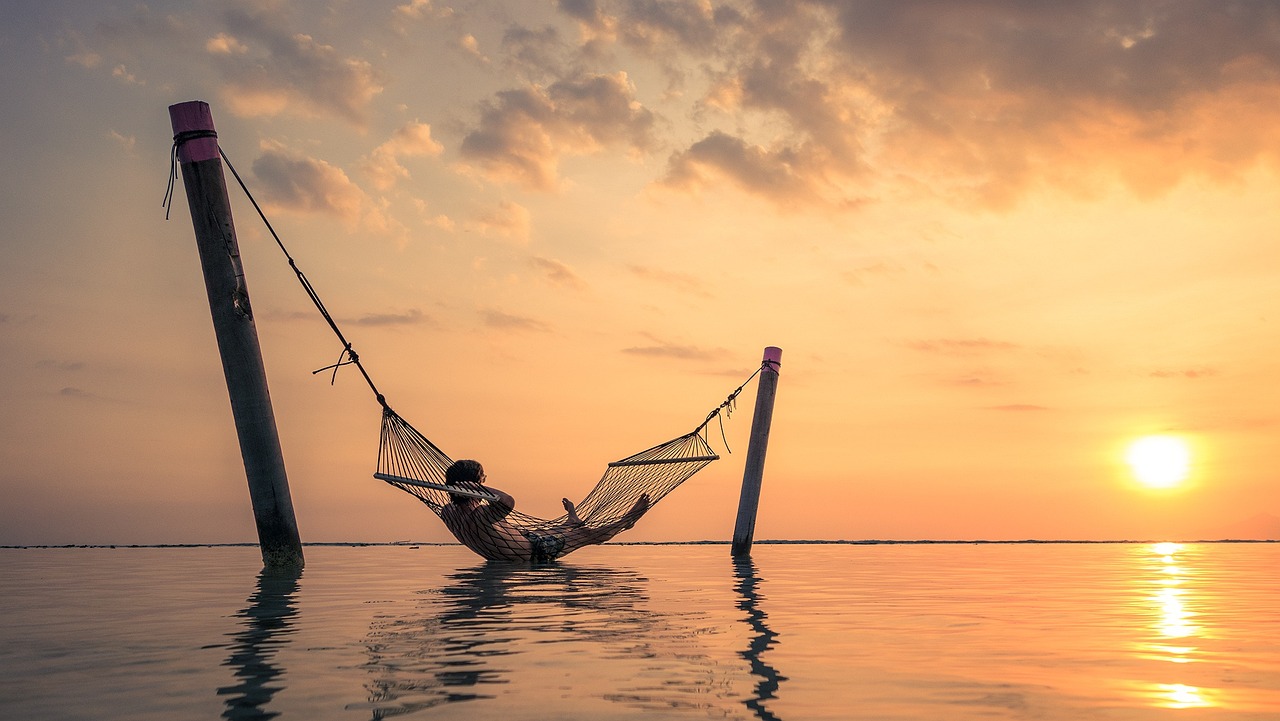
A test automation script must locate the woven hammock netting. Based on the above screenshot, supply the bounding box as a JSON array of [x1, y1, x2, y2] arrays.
[[376, 407, 723, 562]]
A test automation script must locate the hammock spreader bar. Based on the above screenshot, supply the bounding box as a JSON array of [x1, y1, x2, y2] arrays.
[[608, 455, 720, 468], [373, 472, 500, 501]]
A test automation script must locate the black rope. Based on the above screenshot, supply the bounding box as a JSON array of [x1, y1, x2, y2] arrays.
[[167, 131, 774, 430], [217, 147, 390, 410], [691, 361, 773, 454], [165, 133, 388, 410], [163, 129, 219, 220]]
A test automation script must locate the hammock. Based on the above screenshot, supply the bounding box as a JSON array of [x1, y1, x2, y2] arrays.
[[176, 137, 758, 561], [373, 406, 725, 560]]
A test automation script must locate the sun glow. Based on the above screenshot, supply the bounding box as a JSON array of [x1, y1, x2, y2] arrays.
[[1126, 436, 1192, 489]]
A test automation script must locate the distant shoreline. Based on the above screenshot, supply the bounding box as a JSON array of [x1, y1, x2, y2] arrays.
[[2, 538, 1275, 549]]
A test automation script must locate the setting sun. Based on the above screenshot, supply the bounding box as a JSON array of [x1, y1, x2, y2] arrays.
[[1127, 436, 1192, 489]]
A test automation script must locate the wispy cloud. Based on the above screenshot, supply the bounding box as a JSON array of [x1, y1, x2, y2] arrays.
[[621, 340, 728, 361], [394, 0, 454, 22], [360, 121, 444, 191], [627, 264, 711, 298], [107, 129, 136, 153], [529, 256, 587, 290], [482, 308, 550, 332], [1150, 367, 1218, 379], [348, 309, 433, 327], [38, 360, 86, 372], [907, 338, 1020, 356], [946, 374, 1008, 388], [465, 200, 531, 244]]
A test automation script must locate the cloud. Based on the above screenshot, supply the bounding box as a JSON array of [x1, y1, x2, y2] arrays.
[[626, 264, 711, 298], [213, 7, 383, 125], [107, 130, 136, 153], [947, 374, 1007, 388], [360, 121, 445, 191], [252, 143, 367, 220], [206, 32, 248, 55], [501, 25, 568, 78], [529, 257, 587, 290], [663, 131, 818, 204], [907, 338, 1020, 356], [65, 49, 102, 69], [459, 33, 489, 63], [348, 309, 433, 327], [842, 260, 912, 285], [464, 200, 532, 243], [563, 1, 1280, 208], [58, 387, 95, 399], [558, 0, 738, 55], [110, 64, 142, 85], [38, 360, 86, 372], [394, 0, 452, 21], [249, 143, 401, 237], [1150, 367, 1218, 379], [621, 340, 728, 361], [482, 309, 550, 332], [458, 71, 657, 189]]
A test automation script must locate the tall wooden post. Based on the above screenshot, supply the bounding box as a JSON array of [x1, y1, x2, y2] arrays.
[[732, 346, 782, 557], [169, 101, 304, 569]]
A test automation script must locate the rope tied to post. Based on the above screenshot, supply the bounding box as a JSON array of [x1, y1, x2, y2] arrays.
[[163, 129, 219, 220]]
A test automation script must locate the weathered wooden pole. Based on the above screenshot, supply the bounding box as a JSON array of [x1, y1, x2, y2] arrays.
[[169, 100, 303, 569], [731, 346, 782, 557]]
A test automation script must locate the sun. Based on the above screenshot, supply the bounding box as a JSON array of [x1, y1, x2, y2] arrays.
[[1126, 435, 1192, 489]]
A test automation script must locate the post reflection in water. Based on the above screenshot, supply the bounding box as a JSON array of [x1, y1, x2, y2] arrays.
[[732, 557, 786, 721], [1139, 543, 1214, 710], [218, 567, 303, 721]]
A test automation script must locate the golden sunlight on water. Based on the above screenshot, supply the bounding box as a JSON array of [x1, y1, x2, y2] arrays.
[[1141, 543, 1213, 708], [1126, 542, 1264, 712]]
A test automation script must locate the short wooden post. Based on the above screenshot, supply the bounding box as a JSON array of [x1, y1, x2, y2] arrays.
[[731, 346, 782, 557], [169, 101, 304, 569]]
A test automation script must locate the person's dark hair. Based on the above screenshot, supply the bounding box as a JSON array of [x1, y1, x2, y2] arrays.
[[445, 459, 484, 486]]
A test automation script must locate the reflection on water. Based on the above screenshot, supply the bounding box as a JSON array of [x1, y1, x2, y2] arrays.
[[218, 567, 302, 720], [357, 561, 748, 718], [4, 545, 1279, 720], [1137, 543, 1214, 710], [733, 557, 786, 721]]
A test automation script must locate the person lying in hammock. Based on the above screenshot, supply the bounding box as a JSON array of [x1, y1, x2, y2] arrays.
[[439, 459, 650, 563]]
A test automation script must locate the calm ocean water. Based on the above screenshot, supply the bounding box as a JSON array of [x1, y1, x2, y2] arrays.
[[1, 543, 1277, 720]]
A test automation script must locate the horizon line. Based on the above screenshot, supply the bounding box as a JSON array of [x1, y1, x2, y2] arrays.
[[2, 538, 1275, 550]]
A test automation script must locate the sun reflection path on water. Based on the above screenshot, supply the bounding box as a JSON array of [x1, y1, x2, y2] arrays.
[[1137, 542, 1215, 710]]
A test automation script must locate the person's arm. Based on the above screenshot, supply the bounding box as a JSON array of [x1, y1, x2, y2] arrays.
[[483, 486, 516, 517]]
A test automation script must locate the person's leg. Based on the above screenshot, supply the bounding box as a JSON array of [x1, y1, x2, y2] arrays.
[[556, 494, 651, 554]]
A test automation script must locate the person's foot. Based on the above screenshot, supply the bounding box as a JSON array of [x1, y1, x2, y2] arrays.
[[618, 494, 650, 530], [562, 498, 584, 525]]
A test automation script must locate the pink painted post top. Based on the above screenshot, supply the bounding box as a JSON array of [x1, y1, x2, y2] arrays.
[[762, 346, 782, 373], [168, 100, 220, 164]]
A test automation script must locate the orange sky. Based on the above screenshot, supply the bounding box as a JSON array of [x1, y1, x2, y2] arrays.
[[2, 1, 1279, 544]]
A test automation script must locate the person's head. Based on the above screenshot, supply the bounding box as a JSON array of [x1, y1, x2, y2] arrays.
[[445, 459, 484, 502]]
